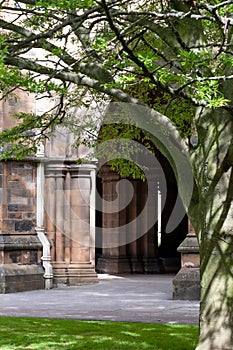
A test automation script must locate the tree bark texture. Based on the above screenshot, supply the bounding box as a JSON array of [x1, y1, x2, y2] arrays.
[[190, 108, 233, 350]]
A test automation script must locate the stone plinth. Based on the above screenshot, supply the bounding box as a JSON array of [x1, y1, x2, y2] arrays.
[[129, 257, 161, 274], [0, 234, 44, 293], [53, 263, 98, 287], [178, 235, 200, 268], [0, 264, 44, 293], [173, 267, 200, 300], [173, 231, 200, 300], [96, 257, 131, 274]]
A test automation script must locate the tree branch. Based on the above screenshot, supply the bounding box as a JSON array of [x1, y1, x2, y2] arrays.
[[4, 56, 142, 104]]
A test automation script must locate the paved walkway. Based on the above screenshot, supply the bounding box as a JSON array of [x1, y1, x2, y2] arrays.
[[0, 274, 199, 324]]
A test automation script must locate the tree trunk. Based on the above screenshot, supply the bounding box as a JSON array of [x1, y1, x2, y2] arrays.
[[190, 109, 233, 350], [197, 227, 233, 349]]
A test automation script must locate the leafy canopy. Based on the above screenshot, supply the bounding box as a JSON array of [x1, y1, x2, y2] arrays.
[[0, 0, 232, 164]]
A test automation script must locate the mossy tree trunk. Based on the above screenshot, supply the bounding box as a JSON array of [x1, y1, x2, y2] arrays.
[[168, 2, 233, 347], [189, 107, 233, 350]]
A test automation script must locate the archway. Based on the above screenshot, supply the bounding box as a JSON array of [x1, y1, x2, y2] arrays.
[[95, 146, 188, 275]]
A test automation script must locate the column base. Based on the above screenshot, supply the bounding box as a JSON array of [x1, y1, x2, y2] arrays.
[[52, 263, 98, 287], [128, 257, 144, 273], [96, 256, 161, 274], [96, 257, 131, 274], [139, 257, 161, 273], [0, 264, 44, 293], [173, 267, 200, 300]]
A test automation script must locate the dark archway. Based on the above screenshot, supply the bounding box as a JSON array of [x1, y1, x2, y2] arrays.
[[95, 146, 188, 274]]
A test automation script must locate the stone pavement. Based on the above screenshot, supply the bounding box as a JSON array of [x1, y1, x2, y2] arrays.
[[0, 274, 199, 324]]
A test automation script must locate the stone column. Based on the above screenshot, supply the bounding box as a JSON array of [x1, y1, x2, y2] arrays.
[[64, 169, 71, 265], [44, 166, 56, 263], [138, 173, 160, 273], [97, 164, 164, 275], [45, 163, 97, 286], [45, 163, 65, 284], [96, 165, 131, 274], [55, 168, 65, 263], [89, 167, 96, 265], [173, 221, 200, 300], [127, 180, 143, 273]]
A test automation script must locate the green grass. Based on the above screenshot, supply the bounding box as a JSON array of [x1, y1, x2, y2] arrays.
[[0, 317, 198, 350]]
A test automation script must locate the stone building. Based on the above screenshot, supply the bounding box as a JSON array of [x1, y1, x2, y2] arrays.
[[0, 92, 200, 299], [0, 92, 98, 292]]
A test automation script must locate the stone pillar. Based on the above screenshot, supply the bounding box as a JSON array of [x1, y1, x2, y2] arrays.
[[127, 180, 143, 273], [97, 165, 161, 274], [0, 161, 44, 293], [45, 163, 97, 287], [173, 221, 200, 300], [44, 167, 56, 263], [64, 169, 71, 265], [45, 163, 65, 283], [96, 165, 131, 274], [138, 176, 160, 273]]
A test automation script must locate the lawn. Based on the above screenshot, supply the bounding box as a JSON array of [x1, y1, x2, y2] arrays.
[[0, 317, 198, 350]]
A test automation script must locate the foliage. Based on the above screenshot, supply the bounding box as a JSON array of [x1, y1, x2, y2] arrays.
[[0, 0, 233, 163], [0, 316, 198, 350]]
